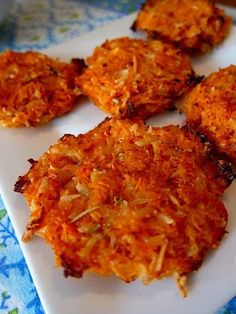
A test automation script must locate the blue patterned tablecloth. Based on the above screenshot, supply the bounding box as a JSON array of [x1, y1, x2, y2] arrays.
[[0, 1, 235, 313]]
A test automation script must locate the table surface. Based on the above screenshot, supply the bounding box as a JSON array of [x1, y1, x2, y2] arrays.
[[0, 1, 236, 313]]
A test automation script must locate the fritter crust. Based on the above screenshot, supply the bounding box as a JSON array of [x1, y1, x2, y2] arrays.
[[132, 0, 232, 53], [15, 118, 230, 295], [180, 65, 236, 163], [0, 50, 85, 127], [75, 37, 199, 118]]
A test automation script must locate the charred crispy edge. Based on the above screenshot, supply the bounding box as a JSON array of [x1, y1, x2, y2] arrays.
[[14, 175, 29, 193], [217, 159, 235, 184], [167, 104, 178, 112], [127, 102, 136, 118], [71, 58, 87, 69], [195, 128, 234, 181], [14, 158, 39, 193], [87, 116, 113, 133], [22, 218, 42, 242], [148, 31, 183, 49], [139, 0, 150, 11], [61, 255, 89, 278], [146, 30, 200, 55], [212, 5, 232, 33], [186, 74, 204, 87], [28, 158, 37, 165], [183, 125, 235, 186], [71, 58, 87, 75], [59, 133, 77, 143], [131, 20, 137, 32], [130, 0, 148, 31], [170, 74, 204, 111]]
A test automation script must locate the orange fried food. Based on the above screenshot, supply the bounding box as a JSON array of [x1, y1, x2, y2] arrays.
[[180, 65, 236, 163], [0, 50, 85, 127], [75, 37, 199, 118], [15, 118, 232, 296], [132, 0, 232, 53]]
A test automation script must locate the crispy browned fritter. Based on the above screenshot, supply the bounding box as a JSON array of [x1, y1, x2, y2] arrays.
[[75, 37, 199, 118], [0, 50, 85, 127], [14, 118, 232, 295], [132, 0, 232, 53], [180, 65, 236, 164]]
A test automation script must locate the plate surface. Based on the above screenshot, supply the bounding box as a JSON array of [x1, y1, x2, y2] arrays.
[[0, 13, 236, 314]]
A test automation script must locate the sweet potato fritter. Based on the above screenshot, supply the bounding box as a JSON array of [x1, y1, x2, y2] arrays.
[[0, 50, 85, 127], [75, 37, 199, 118], [180, 65, 236, 163], [15, 118, 232, 295], [132, 0, 232, 53]]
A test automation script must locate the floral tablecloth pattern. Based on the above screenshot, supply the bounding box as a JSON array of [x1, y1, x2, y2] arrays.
[[0, 0, 140, 52], [0, 1, 235, 313]]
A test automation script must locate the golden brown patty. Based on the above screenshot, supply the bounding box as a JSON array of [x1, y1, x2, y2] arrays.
[[0, 50, 85, 127], [132, 0, 232, 53], [15, 118, 232, 295], [180, 65, 236, 163], [75, 37, 199, 118]]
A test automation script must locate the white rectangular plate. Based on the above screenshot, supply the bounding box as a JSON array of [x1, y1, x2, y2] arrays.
[[0, 13, 236, 314]]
